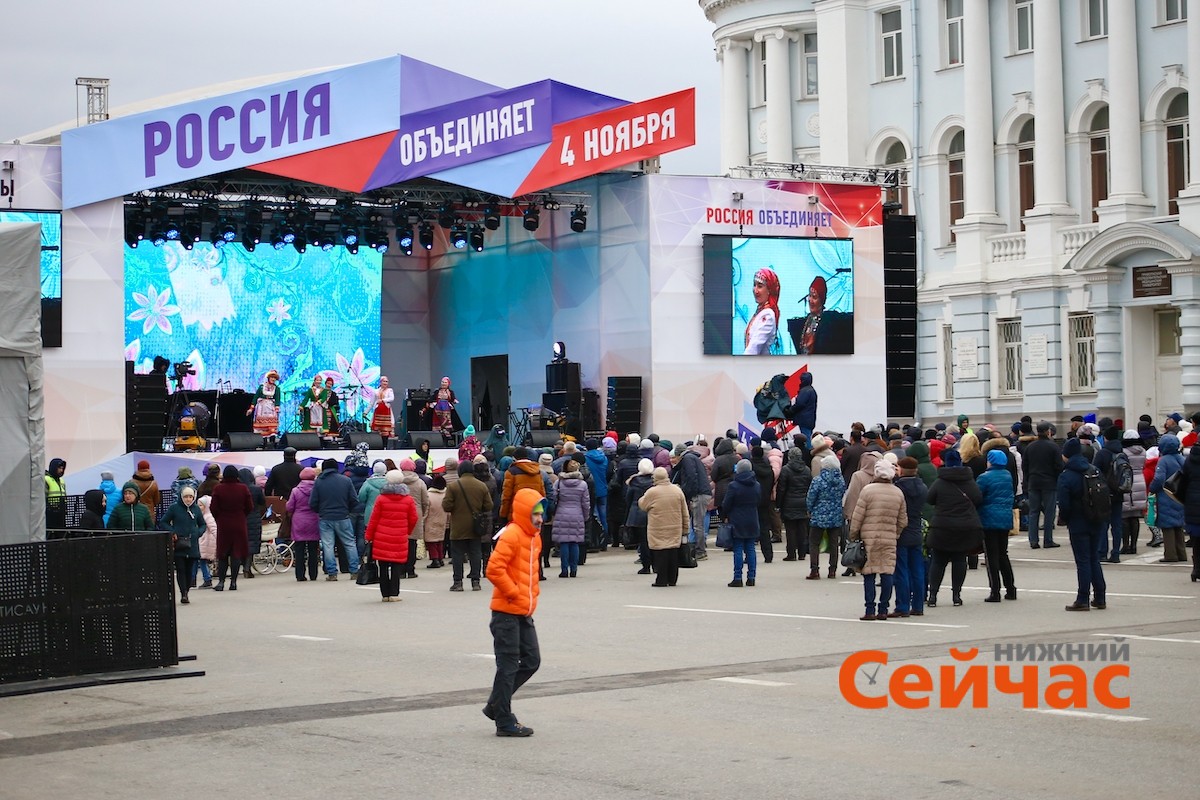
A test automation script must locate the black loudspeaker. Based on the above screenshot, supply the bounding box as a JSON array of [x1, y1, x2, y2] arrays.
[[406, 431, 441, 447], [347, 432, 384, 450], [224, 432, 265, 451], [281, 432, 323, 451], [883, 214, 918, 419], [528, 430, 562, 448], [546, 361, 581, 394]]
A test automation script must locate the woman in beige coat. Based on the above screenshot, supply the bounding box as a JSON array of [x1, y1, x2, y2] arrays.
[[849, 459, 907, 621], [638, 467, 690, 587]]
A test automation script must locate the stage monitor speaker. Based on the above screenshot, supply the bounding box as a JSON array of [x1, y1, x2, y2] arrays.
[[224, 432, 265, 451], [346, 432, 384, 450], [406, 431, 441, 448], [281, 432, 323, 451], [528, 430, 562, 448]]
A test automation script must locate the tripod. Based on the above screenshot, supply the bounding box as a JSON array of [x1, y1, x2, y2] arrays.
[[508, 408, 531, 448]]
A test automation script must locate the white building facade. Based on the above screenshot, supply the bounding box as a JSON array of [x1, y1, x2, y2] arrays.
[[702, 0, 1200, 426]]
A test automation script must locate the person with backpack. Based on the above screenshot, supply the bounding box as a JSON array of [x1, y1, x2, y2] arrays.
[[1092, 425, 1132, 563], [1057, 437, 1108, 611], [1149, 433, 1188, 564]]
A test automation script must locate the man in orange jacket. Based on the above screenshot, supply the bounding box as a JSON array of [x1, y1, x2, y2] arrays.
[[484, 487, 544, 737]]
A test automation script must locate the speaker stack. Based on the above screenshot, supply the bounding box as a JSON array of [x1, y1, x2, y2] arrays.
[[528, 430, 562, 448], [224, 432, 266, 451], [606, 376, 642, 438], [883, 214, 918, 419], [125, 362, 169, 453], [346, 432, 384, 450], [281, 432, 323, 451]]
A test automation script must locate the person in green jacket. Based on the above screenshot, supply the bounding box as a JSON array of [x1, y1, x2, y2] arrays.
[[160, 486, 206, 604], [107, 482, 153, 532]]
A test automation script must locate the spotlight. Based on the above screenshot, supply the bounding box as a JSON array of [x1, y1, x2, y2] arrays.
[[418, 222, 434, 250], [367, 228, 389, 254], [151, 230, 167, 247], [293, 232, 308, 254], [483, 205, 501, 230], [271, 232, 286, 250], [450, 223, 468, 250], [437, 205, 455, 229], [304, 226, 323, 248], [570, 205, 587, 233], [340, 225, 359, 246], [164, 220, 181, 240], [243, 221, 262, 250], [280, 224, 296, 244], [552, 341, 567, 362], [181, 222, 201, 245], [210, 229, 226, 248], [218, 221, 237, 242], [543, 196, 561, 211], [522, 204, 540, 231], [397, 226, 414, 250], [469, 225, 485, 252], [124, 230, 141, 248]]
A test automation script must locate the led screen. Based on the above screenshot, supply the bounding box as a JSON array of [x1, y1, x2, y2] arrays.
[[702, 234, 854, 356], [0, 210, 62, 347], [124, 242, 382, 431]]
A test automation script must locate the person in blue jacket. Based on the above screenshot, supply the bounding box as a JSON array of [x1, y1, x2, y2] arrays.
[[99, 470, 122, 525], [1149, 433, 1188, 563], [722, 460, 762, 587], [1057, 437, 1107, 611], [978, 449, 1017, 603], [787, 371, 818, 441]]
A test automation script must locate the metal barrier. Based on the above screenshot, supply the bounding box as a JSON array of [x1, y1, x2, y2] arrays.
[[0, 533, 178, 683]]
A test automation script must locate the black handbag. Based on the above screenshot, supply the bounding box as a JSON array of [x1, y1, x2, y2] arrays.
[[715, 522, 734, 549], [841, 539, 866, 571], [678, 535, 698, 568], [1163, 468, 1186, 504], [457, 483, 492, 538], [356, 542, 379, 585]]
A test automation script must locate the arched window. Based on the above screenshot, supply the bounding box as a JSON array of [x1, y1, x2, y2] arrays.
[[1089, 106, 1109, 222], [884, 140, 910, 214], [1167, 93, 1189, 215], [1017, 118, 1035, 227], [947, 130, 965, 242]]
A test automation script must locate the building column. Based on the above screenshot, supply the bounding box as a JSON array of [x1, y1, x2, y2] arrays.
[[1096, 0, 1154, 229], [1030, 0, 1069, 212], [1179, 299, 1200, 415], [718, 37, 751, 175], [814, 0, 869, 165], [1091, 306, 1125, 420], [1176, 13, 1200, 233], [757, 28, 797, 164]]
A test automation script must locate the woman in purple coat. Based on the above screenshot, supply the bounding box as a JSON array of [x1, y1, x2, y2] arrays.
[[552, 461, 591, 578], [209, 465, 251, 591], [286, 467, 321, 581]]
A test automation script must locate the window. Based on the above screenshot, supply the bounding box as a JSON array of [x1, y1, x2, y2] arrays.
[[1086, 0, 1109, 38], [948, 130, 965, 241], [1014, 0, 1034, 52], [884, 141, 910, 214], [945, 0, 964, 66], [881, 9, 904, 79], [1067, 314, 1096, 392], [1017, 119, 1036, 227], [1167, 93, 1189, 215], [754, 39, 767, 105], [1089, 107, 1110, 222], [1158, 309, 1182, 356], [801, 33, 819, 97], [1164, 0, 1188, 23], [997, 318, 1024, 397], [942, 324, 955, 401]]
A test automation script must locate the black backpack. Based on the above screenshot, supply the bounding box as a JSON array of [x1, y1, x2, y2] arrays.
[[753, 374, 791, 424], [1080, 466, 1112, 522], [1106, 452, 1133, 495]]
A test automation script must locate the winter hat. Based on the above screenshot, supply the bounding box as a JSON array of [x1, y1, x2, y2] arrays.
[[538, 453, 553, 466], [445, 456, 459, 471], [100, 470, 114, 481], [956, 414, 970, 426], [943, 449, 963, 467], [820, 455, 840, 473], [137, 460, 150, 471], [935, 423, 947, 432], [1010, 422, 1023, 434], [659, 439, 673, 452], [585, 438, 600, 450], [749, 436, 762, 448], [648, 433, 661, 444], [1020, 422, 1033, 435], [628, 433, 642, 447], [761, 427, 777, 443], [386, 469, 404, 484], [924, 429, 938, 440], [373, 461, 387, 475], [1123, 430, 1140, 442], [897, 456, 918, 473], [176, 466, 194, 479], [473, 453, 488, 465], [1036, 421, 1052, 434], [787, 447, 805, 463], [942, 434, 957, 446], [603, 437, 617, 451], [1062, 437, 1082, 459], [863, 430, 879, 441], [299, 467, 316, 480], [253, 465, 266, 478], [414, 460, 427, 475], [465, 424, 476, 436], [735, 459, 753, 474], [638, 458, 655, 476], [986, 449, 1008, 467], [735, 442, 749, 456], [652, 466, 669, 483], [873, 460, 896, 480], [321, 458, 339, 472], [751, 445, 764, 459], [882, 451, 899, 465], [399, 458, 416, 471], [673, 443, 688, 457], [1104, 426, 1122, 441], [639, 439, 654, 451]]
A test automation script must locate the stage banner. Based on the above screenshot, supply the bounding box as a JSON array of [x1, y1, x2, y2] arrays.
[[515, 89, 695, 195], [61, 57, 402, 208]]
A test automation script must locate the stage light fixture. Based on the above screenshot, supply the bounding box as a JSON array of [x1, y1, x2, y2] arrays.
[[450, 223, 467, 250], [281, 225, 296, 244], [346, 241, 359, 255], [419, 222, 434, 250], [125, 230, 141, 248], [340, 225, 359, 246], [397, 226, 414, 250], [271, 233, 286, 250], [210, 229, 227, 248], [522, 204, 540, 231], [437, 205, 455, 229], [304, 226, 322, 248], [219, 221, 237, 242], [151, 230, 167, 247], [293, 231, 308, 253], [543, 196, 561, 211], [164, 220, 181, 240], [243, 221, 262, 249], [367, 229, 389, 254], [483, 205, 501, 230], [570, 205, 587, 233], [469, 225, 485, 252], [181, 222, 201, 245]]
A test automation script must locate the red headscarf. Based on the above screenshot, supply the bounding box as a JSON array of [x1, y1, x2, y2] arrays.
[[754, 268, 781, 326]]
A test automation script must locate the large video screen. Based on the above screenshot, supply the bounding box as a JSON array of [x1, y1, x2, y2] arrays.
[[124, 242, 383, 432], [702, 234, 854, 356], [0, 210, 62, 347]]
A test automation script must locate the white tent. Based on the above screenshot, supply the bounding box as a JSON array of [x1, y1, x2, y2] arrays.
[[0, 223, 45, 544]]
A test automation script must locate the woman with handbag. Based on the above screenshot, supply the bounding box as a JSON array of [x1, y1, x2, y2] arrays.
[[848, 459, 907, 620], [925, 449, 983, 607], [806, 455, 846, 580], [364, 470, 418, 602], [639, 466, 689, 587], [160, 486, 206, 605]]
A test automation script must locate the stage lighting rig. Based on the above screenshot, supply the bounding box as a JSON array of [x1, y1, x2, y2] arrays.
[[570, 205, 587, 232], [151, 230, 167, 247], [543, 196, 561, 211], [164, 220, 181, 241], [340, 225, 359, 246], [419, 222, 434, 250], [397, 226, 414, 253], [469, 225, 485, 252], [181, 222, 201, 247], [523, 204, 540, 231], [450, 222, 468, 250], [483, 205, 501, 230]]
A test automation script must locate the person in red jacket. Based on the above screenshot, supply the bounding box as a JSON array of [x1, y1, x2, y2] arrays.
[[483, 487, 544, 737], [209, 465, 252, 591], [365, 470, 419, 602]]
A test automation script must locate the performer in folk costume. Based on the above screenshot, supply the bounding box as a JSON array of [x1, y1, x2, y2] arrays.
[[323, 376, 341, 434], [369, 376, 395, 438], [249, 369, 282, 436], [300, 376, 331, 434], [743, 267, 781, 355], [430, 376, 459, 435]]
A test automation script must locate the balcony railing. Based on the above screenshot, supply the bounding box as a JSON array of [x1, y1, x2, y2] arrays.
[[1061, 223, 1099, 257], [989, 233, 1026, 262]]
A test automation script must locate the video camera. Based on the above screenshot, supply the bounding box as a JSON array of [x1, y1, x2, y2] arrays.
[[171, 361, 196, 384]]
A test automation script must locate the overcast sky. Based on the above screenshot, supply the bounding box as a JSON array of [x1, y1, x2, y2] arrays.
[[0, 0, 721, 175]]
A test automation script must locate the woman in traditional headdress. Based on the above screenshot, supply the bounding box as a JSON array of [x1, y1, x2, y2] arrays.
[[743, 267, 781, 355], [369, 376, 395, 438], [299, 376, 330, 434], [249, 369, 281, 436], [430, 376, 458, 433]]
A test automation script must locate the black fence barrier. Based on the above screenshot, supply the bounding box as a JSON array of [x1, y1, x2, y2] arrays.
[[0, 533, 178, 683]]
